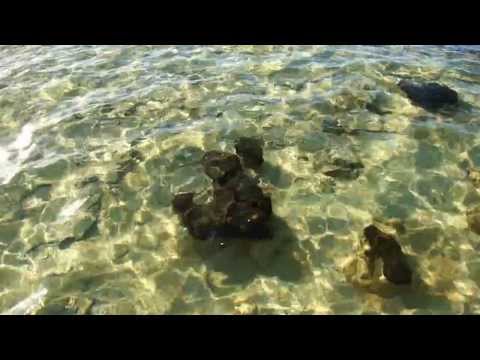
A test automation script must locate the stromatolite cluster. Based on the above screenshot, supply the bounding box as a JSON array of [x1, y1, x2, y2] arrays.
[[172, 137, 272, 241]]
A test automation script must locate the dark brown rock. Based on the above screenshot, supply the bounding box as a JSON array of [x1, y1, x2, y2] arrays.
[[333, 158, 364, 170], [322, 118, 347, 135], [229, 174, 263, 201], [201, 151, 242, 185], [172, 192, 195, 214], [398, 80, 458, 112], [173, 143, 274, 242], [220, 172, 272, 217], [182, 205, 219, 241], [226, 201, 266, 230], [366, 102, 392, 115], [467, 206, 480, 235], [323, 168, 360, 180], [320, 156, 364, 180], [382, 255, 412, 285], [363, 224, 412, 285], [234, 137, 264, 168], [212, 187, 236, 219]]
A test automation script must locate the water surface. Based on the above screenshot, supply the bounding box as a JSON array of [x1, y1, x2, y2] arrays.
[[1, 45, 480, 314]]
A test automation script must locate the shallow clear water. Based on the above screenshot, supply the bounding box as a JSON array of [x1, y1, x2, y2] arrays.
[[1, 45, 480, 314]]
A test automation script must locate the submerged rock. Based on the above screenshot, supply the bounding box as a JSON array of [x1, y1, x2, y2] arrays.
[[313, 143, 364, 181], [173, 139, 273, 242], [467, 206, 480, 235], [183, 205, 220, 241], [174, 179, 273, 241], [234, 137, 264, 168], [75, 176, 100, 188], [211, 187, 236, 216], [320, 157, 364, 180], [224, 178, 272, 239], [382, 255, 412, 285], [365, 90, 396, 115], [106, 147, 144, 186], [398, 80, 458, 112], [201, 151, 242, 185], [322, 118, 348, 135], [466, 168, 480, 189], [224, 201, 271, 238], [366, 102, 392, 116], [172, 192, 195, 214], [172, 193, 218, 241], [363, 224, 412, 285]]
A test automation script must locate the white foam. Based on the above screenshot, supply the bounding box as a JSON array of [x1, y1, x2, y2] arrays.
[[11, 123, 34, 150], [2, 287, 48, 315], [56, 197, 87, 223], [0, 116, 68, 185], [0, 123, 38, 185]]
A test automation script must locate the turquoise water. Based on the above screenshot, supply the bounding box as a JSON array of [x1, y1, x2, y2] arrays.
[[1, 45, 480, 314]]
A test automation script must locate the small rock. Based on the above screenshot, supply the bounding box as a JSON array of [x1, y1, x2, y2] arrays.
[[322, 159, 364, 180], [332, 158, 364, 171], [113, 244, 130, 263], [124, 104, 140, 116], [76, 176, 100, 188], [323, 167, 358, 180], [58, 237, 76, 250], [366, 102, 392, 115], [322, 118, 347, 135], [467, 168, 480, 188], [99, 104, 115, 114]]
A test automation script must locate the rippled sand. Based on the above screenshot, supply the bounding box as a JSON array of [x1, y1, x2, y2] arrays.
[[1, 45, 480, 314]]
